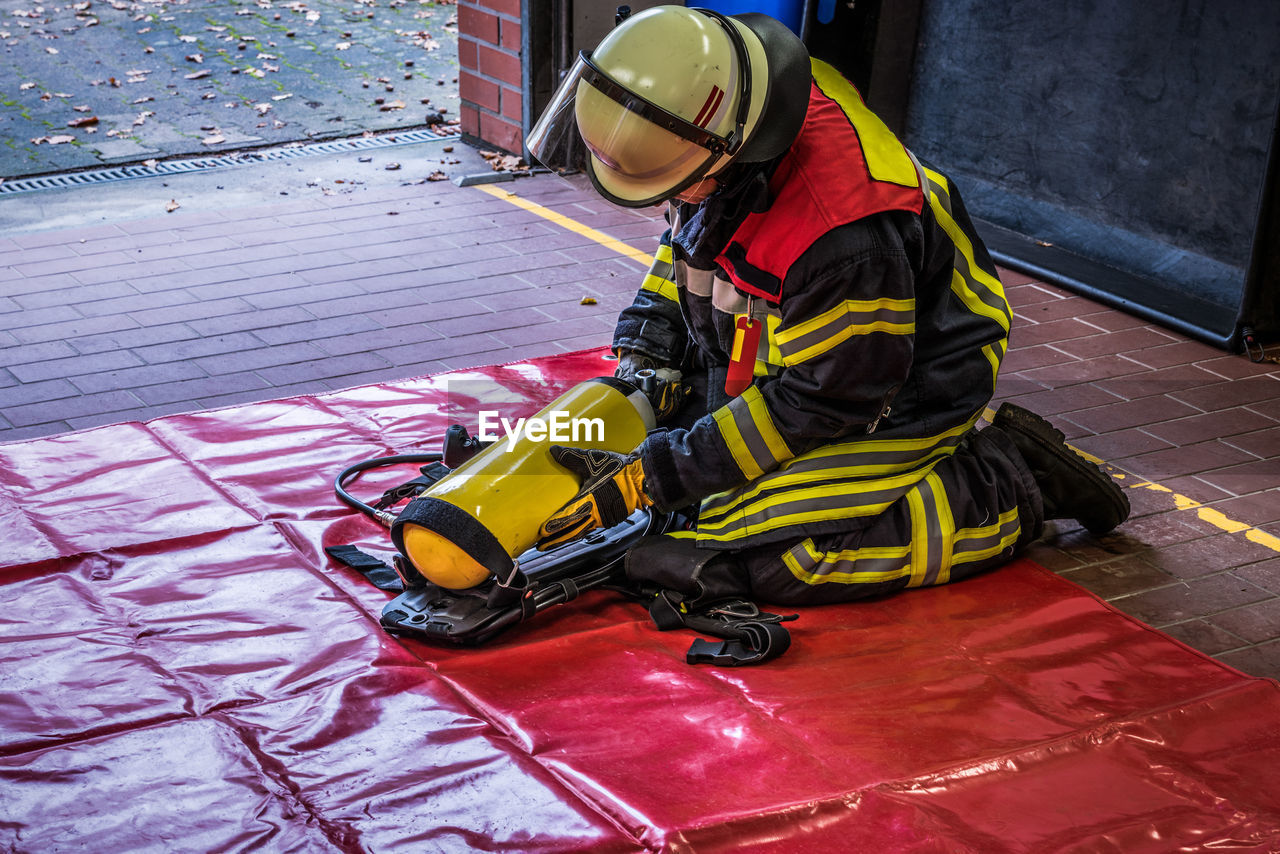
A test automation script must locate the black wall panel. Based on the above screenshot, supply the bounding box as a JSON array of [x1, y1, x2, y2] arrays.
[[901, 0, 1280, 347]]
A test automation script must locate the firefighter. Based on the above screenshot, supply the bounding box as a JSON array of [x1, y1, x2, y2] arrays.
[[525, 6, 1129, 607]]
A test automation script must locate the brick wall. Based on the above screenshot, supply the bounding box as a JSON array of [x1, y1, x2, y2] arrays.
[[458, 0, 524, 155]]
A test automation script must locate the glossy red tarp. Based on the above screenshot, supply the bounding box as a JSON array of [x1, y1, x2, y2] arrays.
[[2, 349, 1279, 852]]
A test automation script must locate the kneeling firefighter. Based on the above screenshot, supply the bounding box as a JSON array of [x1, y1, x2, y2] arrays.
[[520, 7, 1130, 609]]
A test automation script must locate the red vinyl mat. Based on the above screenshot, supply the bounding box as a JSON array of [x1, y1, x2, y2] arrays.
[[2, 349, 1278, 853]]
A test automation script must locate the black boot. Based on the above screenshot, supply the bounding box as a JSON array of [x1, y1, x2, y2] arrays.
[[993, 403, 1130, 535]]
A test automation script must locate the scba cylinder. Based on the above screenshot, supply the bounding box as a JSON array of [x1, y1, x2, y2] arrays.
[[391, 377, 656, 590]]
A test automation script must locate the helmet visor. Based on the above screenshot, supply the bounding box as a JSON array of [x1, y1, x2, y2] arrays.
[[526, 52, 738, 207]]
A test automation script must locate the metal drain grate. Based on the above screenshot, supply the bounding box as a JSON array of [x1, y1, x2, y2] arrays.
[[0, 128, 459, 195]]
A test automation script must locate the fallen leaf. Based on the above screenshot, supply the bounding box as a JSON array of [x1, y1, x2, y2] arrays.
[[254, 102, 270, 114], [31, 135, 76, 145], [271, 93, 292, 101], [165, 199, 180, 212], [186, 53, 203, 63], [384, 162, 401, 171], [580, 297, 598, 305], [144, 159, 158, 167], [335, 41, 350, 50], [179, 34, 197, 42], [67, 116, 99, 128], [73, 104, 91, 112], [426, 170, 448, 181], [379, 99, 405, 112], [202, 133, 225, 145], [132, 96, 153, 104], [185, 69, 211, 80], [45, 46, 58, 54], [19, 82, 36, 90]]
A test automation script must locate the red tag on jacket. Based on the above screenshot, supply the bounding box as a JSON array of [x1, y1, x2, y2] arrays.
[[725, 315, 762, 397]]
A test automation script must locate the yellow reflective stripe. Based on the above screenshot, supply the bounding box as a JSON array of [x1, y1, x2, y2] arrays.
[[924, 170, 1011, 333], [951, 508, 1021, 566], [699, 417, 977, 521], [640, 242, 679, 303], [695, 461, 946, 543], [742, 385, 792, 467], [906, 486, 930, 587], [927, 471, 955, 586], [981, 342, 1001, 391], [715, 386, 794, 480], [783, 538, 912, 586], [775, 297, 916, 365], [810, 58, 918, 188], [712, 402, 760, 480]]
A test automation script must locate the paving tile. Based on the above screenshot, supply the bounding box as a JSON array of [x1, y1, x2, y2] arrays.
[[993, 382, 1122, 419], [1152, 474, 1235, 505], [1207, 595, 1280, 644], [1143, 407, 1277, 446], [1159, 619, 1250, 656], [256, 352, 393, 386], [0, 339, 77, 368], [1094, 364, 1224, 402], [1234, 557, 1280, 594], [1060, 394, 1202, 434], [1195, 354, 1279, 380], [1002, 280, 1061, 304], [1196, 458, 1280, 498], [4, 389, 145, 428], [253, 314, 384, 346], [1069, 428, 1174, 462], [9, 313, 140, 346], [71, 255, 191, 286], [1247, 396, 1280, 421], [1220, 425, 1280, 459], [1209, 492, 1280, 527], [1216, 638, 1280, 681], [12, 280, 138, 311], [1057, 554, 1178, 600], [1171, 374, 1280, 412], [1110, 572, 1273, 625], [9, 349, 144, 385], [70, 361, 210, 395], [188, 306, 317, 337], [0, 303, 80, 332], [194, 343, 330, 375], [1106, 506, 1223, 548], [1000, 344, 1073, 373], [0, 378, 81, 408], [1122, 439, 1257, 481], [1019, 353, 1147, 390], [1049, 327, 1177, 360], [133, 371, 272, 406], [1126, 338, 1223, 371], [1138, 532, 1280, 580]]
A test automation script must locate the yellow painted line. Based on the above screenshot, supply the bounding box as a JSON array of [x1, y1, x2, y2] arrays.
[[981, 406, 1280, 555], [473, 183, 655, 266]]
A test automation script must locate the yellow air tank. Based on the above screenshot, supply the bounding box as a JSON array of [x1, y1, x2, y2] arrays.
[[391, 377, 655, 589]]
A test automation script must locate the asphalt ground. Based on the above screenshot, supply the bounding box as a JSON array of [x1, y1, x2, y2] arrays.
[[0, 0, 461, 180]]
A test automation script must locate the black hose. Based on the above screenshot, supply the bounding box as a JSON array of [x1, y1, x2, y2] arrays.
[[334, 453, 443, 520]]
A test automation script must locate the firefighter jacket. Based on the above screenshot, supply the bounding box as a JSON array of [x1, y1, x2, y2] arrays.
[[614, 59, 1012, 550]]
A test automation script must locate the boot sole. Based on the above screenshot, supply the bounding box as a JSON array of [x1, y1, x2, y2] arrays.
[[995, 403, 1130, 535]]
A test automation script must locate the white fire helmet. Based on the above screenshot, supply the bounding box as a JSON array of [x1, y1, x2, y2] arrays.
[[526, 6, 811, 207]]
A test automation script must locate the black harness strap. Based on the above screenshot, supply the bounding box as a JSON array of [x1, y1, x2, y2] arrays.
[[647, 590, 797, 666], [324, 545, 404, 592]]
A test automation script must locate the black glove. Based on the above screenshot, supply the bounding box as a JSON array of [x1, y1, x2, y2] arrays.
[[537, 446, 652, 549]]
